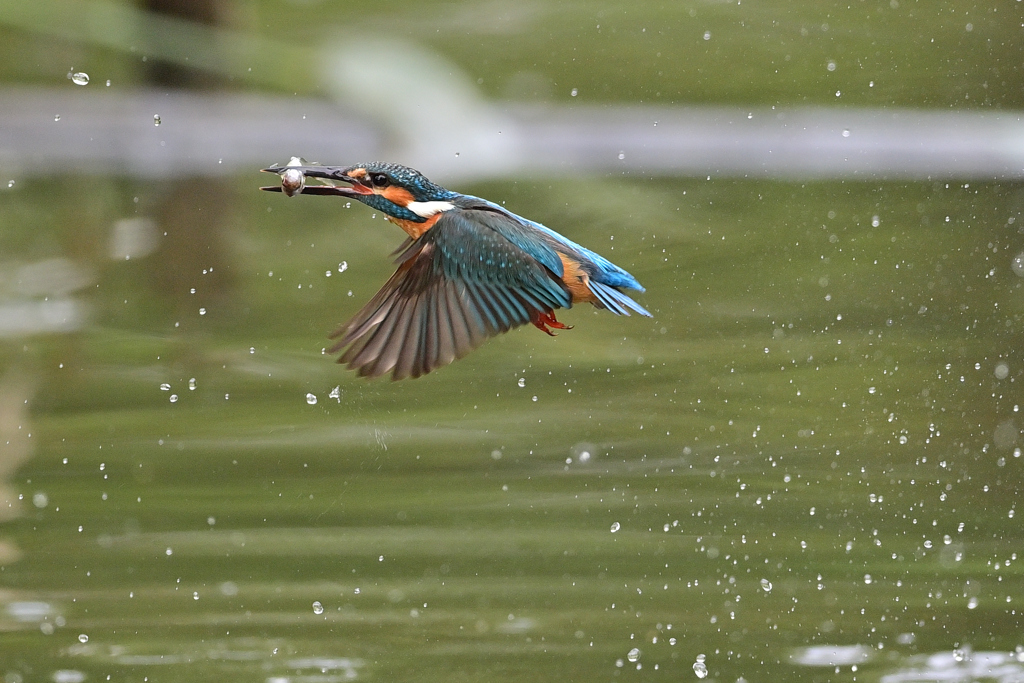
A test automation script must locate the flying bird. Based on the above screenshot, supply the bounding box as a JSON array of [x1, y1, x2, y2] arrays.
[[261, 160, 650, 380]]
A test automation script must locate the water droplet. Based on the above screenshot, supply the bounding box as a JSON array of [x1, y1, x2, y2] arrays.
[[306, 393, 317, 405], [169, 394, 178, 403], [71, 72, 90, 86], [995, 363, 1009, 379], [78, 633, 89, 643], [693, 654, 708, 678], [338, 261, 348, 273], [165, 547, 173, 555], [864, 574, 873, 584], [199, 307, 206, 315], [868, 386, 876, 394], [54, 114, 61, 122], [617, 152, 625, 160], [312, 601, 324, 614], [249, 347, 255, 354], [871, 215, 880, 227], [953, 648, 965, 662], [193, 591, 199, 600], [531, 395, 538, 402], [842, 129, 850, 138], [329, 386, 341, 401], [610, 522, 621, 533], [827, 61, 837, 71], [106, 79, 111, 87], [153, 114, 161, 126], [517, 378, 526, 388], [967, 596, 978, 609], [188, 378, 196, 390], [6, 180, 13, 188], [33, 492, 48, 508], [703, 31, 711, 40], [760, 578, 773, 592], [570, 88, 578, 97], [627, 648, 641, 663], [1012, 253, 1024, 277]]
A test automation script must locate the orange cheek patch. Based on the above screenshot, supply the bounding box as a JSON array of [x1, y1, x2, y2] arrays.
[[381, 186, 415, 206]]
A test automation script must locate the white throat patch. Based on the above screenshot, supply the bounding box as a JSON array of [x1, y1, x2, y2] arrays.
[[406, 200, 455, 218]]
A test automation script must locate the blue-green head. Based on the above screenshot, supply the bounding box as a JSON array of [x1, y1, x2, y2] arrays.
[[262, 161, 458, 223]]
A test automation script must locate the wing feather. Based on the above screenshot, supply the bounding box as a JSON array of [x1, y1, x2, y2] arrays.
[[464, 283, 504, 334], [329, 210, 572, 379], [344, 294, 406, 373], [393, 291, 427, 379], [420, 282, 441, 376], [369, 291, 419, 378], [432, 283, 458, 370]]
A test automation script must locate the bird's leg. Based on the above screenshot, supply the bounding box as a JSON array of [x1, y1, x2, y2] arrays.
[[531, 310, 573, 336]]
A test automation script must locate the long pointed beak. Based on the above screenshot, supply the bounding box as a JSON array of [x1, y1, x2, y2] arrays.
[[259, 165, 373, 198], [259, 184, 362, 197]]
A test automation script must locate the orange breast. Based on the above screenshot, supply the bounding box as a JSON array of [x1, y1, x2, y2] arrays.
[[389, 212, 443, 239], [558, 253, 598, 305]]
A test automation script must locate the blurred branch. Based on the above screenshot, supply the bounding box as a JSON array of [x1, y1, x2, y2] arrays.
[[0, 0, 312, 90], [1, 1, 1022, 182]]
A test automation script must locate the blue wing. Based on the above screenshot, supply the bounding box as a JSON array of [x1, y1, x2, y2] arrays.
[[328, 209, 572, 379], [462, 196, 647, 293]]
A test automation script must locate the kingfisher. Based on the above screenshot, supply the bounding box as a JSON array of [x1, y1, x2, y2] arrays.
[[260, 160, 650, 380]]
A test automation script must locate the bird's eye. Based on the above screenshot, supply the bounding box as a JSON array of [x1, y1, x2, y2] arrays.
[[370, 173, 389, 187]]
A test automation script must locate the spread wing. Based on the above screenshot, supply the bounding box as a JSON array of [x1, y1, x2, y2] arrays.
[[327, 209, 572, 379]]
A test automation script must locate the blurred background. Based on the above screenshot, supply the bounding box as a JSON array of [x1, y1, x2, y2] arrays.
[[0, 1, 1022, 681]]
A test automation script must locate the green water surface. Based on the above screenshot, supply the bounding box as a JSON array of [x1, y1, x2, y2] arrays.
[[0, 175, 1021, 682]]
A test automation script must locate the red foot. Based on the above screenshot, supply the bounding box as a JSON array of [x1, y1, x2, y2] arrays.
[[531, 310, 573, 336]]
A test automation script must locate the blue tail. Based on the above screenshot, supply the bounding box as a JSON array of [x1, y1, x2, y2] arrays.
[[589, 279, 651, 317]]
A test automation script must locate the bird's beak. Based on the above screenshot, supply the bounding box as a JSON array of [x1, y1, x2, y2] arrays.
[[259, 165, 374, 198]]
